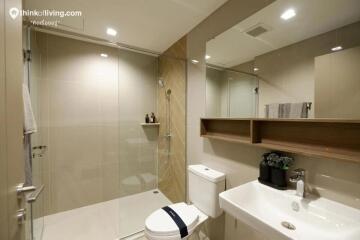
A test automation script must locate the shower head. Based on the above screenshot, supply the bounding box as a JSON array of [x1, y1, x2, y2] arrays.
[[158, 79, 165, 88]]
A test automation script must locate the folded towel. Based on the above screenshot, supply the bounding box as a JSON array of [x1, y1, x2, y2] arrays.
[[22, 84, 37, 134], [289, 102, 308, 118], [280, 103, 291, 118], [266, 103, 280, 118], [267, 102, 309, 118]]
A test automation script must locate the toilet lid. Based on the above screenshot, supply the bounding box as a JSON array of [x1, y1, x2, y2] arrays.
[[145, 202, 199, 237]]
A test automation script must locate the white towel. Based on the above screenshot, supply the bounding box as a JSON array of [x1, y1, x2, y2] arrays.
[[267, 103, 280, 118], [22, 84, 37, 134], [289, 102, 307, 118], [280, 103, 291, 118]]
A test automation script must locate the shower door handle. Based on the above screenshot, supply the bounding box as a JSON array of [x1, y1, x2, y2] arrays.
[[16, 183, 36, 198], [17, 208, 26, 225]]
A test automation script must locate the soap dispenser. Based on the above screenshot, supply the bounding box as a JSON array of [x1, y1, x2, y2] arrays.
[[296, 178, 305, 197]]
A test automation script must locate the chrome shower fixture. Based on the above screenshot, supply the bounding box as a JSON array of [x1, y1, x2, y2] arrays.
[[166, 89, 171, 96], [158, 79, 165, 88]]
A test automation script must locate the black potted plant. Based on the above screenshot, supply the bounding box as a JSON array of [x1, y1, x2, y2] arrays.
[[259, 152, 271, 182], [267, 152, 294, 187]]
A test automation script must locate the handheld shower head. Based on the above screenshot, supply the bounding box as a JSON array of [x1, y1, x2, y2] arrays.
[[158, 79, 165, 88], [159, 79, 171, 97]]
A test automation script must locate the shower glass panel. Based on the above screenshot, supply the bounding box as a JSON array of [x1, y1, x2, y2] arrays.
[[27, 29, 171, 240], [28, 28, 45, 240], [118, 54, 187, 239], [117, 50, 163, 239]]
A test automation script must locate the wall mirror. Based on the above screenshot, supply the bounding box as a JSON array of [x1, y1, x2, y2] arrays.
[[205, 0, 360, 119]]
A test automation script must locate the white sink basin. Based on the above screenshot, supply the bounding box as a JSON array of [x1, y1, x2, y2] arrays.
[[219, 180, 360, 240]]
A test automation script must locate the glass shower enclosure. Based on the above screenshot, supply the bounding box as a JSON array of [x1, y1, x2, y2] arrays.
[[25, 28, 186, 240]]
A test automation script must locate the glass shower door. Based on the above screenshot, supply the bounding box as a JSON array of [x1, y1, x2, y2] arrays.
[[117, 54, 187, 239], [28, 28, 46, 240], [117, 49, 162, 239]]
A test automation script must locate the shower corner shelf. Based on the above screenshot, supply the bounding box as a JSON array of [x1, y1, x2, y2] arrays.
[[141, 123, 160, 126]]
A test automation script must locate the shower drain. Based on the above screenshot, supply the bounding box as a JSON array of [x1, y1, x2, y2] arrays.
[[281, 221, 296, 230]]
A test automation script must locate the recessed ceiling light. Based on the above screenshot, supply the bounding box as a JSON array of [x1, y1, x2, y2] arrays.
[[281, 9, 296, 20], [331, 46, 342, 51], [254, 67, 259, 72], [106, 28, 117, 36], [191, 59, 199, 64], [100, 53, 108, 58], [205, 55, 211, 60]]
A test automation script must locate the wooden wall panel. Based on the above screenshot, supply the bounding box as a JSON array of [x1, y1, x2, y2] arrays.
[[158, 37, 187, 203]]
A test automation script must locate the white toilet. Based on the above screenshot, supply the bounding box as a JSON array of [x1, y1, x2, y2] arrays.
[[145, 165, 226, 239]]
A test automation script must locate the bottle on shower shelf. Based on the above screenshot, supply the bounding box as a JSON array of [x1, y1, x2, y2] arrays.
[[150, 112, 156, 123], [145, 114, 150, 123]]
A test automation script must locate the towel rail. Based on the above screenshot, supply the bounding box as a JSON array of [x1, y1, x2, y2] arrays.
[[306, 102, 312, 110], [265, 102, 312, 118]]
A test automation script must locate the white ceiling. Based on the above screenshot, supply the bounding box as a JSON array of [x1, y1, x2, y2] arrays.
[[25, 0, 228, 53], [206, 0, 360, 68]]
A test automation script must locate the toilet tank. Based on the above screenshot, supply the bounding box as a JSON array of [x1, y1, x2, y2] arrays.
[[188, 165, 226, 218]]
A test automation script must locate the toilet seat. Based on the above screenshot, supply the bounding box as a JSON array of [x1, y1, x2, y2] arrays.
[[145, 203, 200, 239]]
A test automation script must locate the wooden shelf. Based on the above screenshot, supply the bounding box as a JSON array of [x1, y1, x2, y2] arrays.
[[201, 119, 251, 144], [200, 118, 360, 164], [201, 132, 251, 144], [141, 123, 160, 126]]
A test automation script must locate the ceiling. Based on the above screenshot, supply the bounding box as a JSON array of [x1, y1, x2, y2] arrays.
[[25, 0, 228, 53], [206, 0, 360, 68]]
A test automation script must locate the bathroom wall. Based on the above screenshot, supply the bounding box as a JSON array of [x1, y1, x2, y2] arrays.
[[157, 37, 187, 203], [232, 21, 360, 118], [206, 67, 224, 117], [186, 0, 360, 239], [187, 1, 275, 239], [232, 60, 254, 73], [32, 32, 158, 215], [315, 46, 360, 118]]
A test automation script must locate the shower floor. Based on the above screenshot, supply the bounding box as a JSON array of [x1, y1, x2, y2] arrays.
[[42, 189, 171, 240]]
